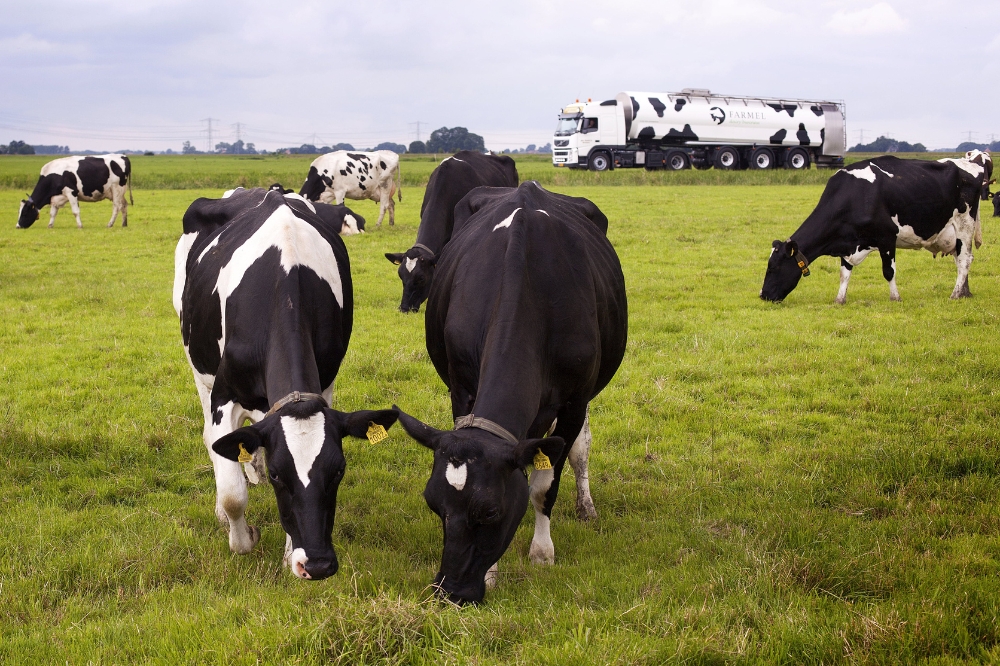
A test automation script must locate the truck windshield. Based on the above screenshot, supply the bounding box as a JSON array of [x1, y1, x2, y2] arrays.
[[555, 117, 580, 136]]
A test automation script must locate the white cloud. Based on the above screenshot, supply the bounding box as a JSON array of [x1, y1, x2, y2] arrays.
[[826, 3, 907, 35]]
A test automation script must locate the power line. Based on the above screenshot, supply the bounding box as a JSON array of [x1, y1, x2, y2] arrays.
[[409, 121, 426, 142], [201, 117, 220, 152]]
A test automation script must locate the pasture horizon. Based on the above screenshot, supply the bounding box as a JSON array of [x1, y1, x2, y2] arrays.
[[1, 163, 999, 662]]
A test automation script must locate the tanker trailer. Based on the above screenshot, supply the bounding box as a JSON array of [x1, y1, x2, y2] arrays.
[[552, 89, 846, 171]]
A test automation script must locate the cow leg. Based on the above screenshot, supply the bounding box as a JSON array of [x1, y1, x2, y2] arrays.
[[880, 248, 901, 301], [484, 562, 499, 590], [387, 197, 395, 226], [528, 401, 587, 565], [951, 213, 976, 298], [375, 198, 387, 228], [201, 392, 260, 554], [108, 201, 120, 228], [48, 205, 60, 228], [69, 195, 83, 228], [836, 249, 872, 304], [567, 405, 597, 521]]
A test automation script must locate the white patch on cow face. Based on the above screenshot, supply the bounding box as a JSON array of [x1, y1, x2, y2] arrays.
[[214, 205, 345, 350], [446, 462, 468, 491], [281, 412, 326, 488], [843, 165, 876, 183], [290, 547, 310, 579], [173, 231, 200, 316], [405, 257, 417, 272], [341, 214, 360, 235], [493, 207, 521, 232]]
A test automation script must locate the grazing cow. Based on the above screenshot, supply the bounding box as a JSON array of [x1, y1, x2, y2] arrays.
[[17, 154, 133, 229], [299, 150, 401, 227], [395, 182, 628, 604], [174, 187, 397, 579], [385, 151, 518, 312], [761, 151, 993, 303], [992, 191, 1000, 218]]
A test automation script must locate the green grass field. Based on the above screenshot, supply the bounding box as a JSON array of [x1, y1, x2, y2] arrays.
[[1, 154, 999, 664]]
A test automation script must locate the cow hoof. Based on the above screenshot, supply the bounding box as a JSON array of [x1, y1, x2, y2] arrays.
[[529, 541, 555, 565], [231, 524, 260, 554], [576, 497, 598, 521], [248, 524, 260, 548], [890, 295, 902, 302], [835, 297, 846, 305], [484, 563, 499, 590]]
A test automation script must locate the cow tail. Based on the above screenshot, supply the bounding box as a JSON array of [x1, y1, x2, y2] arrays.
[[127, 172, 134, 206], [395, 162, 402, 202]]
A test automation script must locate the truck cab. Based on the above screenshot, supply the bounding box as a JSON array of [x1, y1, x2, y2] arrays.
[[551, 100, 624, 169]]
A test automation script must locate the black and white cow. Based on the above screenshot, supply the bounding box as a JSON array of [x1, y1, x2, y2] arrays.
[[394, 182, 628, 604], [174, 187, 397, 579], [17, 154, 132, 229], [385, 151, 518, 312], [300, 150, 401, 227], [761, 150, 993, 303]]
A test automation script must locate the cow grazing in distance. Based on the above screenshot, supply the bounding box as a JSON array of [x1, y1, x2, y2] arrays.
[[385, 151, 518, 312], [395, 181, 628, 604], [300, 150, 401, 228], [761, 151, 992, 304], [174, 187, 397, 579], [992, 191, 1000, 218], [17, 154, 133, 229]]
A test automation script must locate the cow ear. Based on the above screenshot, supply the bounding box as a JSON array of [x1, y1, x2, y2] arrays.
[[513, 437, 566, 470], [385, 252, 406, 265], [212, 425, 265, 462], [333, 408, 399, 440], [787, 240, 799, 256], [393, 405, 444, 450], [772, 239, 781, 250]]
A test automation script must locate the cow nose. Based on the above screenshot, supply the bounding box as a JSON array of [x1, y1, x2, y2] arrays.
[[304, 557, 338, 580]]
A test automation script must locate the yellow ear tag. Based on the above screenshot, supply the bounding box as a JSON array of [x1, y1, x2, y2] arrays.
[[533, 451, 552, 470], [237, 443, 253, 464], [367, 422, 388, 445]]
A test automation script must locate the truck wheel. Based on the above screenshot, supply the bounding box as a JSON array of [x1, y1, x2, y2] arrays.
[[750, 147, 774, 170], [589, 152, 611, 172], [666, 150, 689, 171], [785, 147, 810, 170], [715, 147, 740, 170]]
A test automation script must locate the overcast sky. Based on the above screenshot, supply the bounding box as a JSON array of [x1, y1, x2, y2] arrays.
[[1, 0, 998, 152]]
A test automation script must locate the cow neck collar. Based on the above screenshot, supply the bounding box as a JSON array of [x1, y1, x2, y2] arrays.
[[411, 242, 435, 259], [454, 414, 518, 445], [788, 242, 811, 277], [266, 391, 327, 417]]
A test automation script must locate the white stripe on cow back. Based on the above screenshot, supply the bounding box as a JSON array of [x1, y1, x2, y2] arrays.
[[280, 412, 326, 487], [214, 204, 344, 355], [446, 462, 468, 491], [493, 208, 521, 232], [843, 165, 877, 183]]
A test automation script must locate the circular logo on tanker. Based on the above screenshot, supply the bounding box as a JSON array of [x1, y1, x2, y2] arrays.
[[710, 107, 725, 125]]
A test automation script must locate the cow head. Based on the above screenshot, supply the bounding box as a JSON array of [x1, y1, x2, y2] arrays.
[[395, 406, 565, 604], [340, 211, 366, 236], [212, 401, 398, 580], [992, 191, 1000, 218], [760, 239, 807, 302], [299, 167, 332, 202], [385, 246, 436, 313], [965, 150, 994, 200], [16, 196, 39, 229]]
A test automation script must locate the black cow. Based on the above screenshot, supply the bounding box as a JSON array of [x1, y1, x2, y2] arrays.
[[174, 187, 397, 579], [395, 182, 628, 604], [385, 151, 518, 312], [17, 154, 132, 229], [992, 191, 1000, 218], [761, 151, 992, 303]]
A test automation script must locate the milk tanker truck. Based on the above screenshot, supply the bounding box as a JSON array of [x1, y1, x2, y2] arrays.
[[552, 89, 846, 171]]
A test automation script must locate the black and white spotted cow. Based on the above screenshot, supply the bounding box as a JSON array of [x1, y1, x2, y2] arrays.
[[394, 182, 628, 604], [173, 187, 397, 579], [299, 150, 401, 228], [17, 154, 132, 229], [761, 150, 993, 304], [385, 151, 518, 312]]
